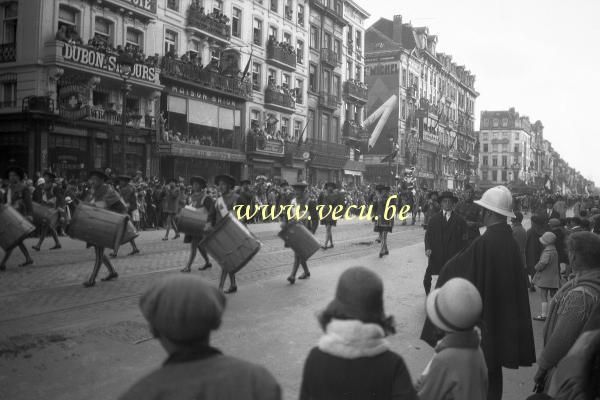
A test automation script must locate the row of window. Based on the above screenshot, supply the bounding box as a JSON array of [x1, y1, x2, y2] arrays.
[[249, 109, 341, 143], [479, 131, 522, 141], [480, 143, 522, 153], [481, 170, 511, 182], [481, 155, 521, 167]]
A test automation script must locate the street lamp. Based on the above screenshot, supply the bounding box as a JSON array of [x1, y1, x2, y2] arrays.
[[116, 52, 135, 175]]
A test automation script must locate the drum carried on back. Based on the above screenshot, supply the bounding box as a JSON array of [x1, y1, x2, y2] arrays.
[[278, 222, 320, 260], [200, 212, 260, 274], [177, 206, 208, 236], [0, 204, 36, 251], [66, 203, 129, 250], [32, 202, 60, 229], [121, 220, 139, 244]]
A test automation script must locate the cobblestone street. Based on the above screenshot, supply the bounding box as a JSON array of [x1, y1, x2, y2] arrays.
[[0, 218, 542, 400]]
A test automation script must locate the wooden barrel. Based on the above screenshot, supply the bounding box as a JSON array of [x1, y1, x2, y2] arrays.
[[177, 207, 208, 236], [0, 205, 36, 251], [278, 222, 321, 260], [121, 220, 139, 244], [66, 203, 129, 250], [200, 212, 261, 274], [32, 202, 60, 229]]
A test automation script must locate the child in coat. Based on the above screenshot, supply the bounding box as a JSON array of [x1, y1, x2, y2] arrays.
[[416, 278, 488, 400], [532, 231, 560, 321]]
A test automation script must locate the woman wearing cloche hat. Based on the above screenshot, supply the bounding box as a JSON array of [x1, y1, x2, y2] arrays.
[[532, 231, 560, 321], [299, 267, 417, 400]]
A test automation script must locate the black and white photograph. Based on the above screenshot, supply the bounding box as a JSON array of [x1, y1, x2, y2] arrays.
[[1, 0, 599, 399]]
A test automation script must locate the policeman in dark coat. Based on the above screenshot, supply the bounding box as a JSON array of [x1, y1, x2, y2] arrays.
[[0, 166, 34, 270], [423, 191, 468, 294], [420, 185, 536, 400]]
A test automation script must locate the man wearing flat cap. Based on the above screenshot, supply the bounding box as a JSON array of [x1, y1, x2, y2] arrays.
[[118, 275, 281, 400], [0, 166, 34, 270], [214, 174, 240, 293], [423, 191, 468, 295]]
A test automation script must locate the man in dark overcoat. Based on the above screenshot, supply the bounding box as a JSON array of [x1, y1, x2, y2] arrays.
[[423, 191, 468, 294], [420, 185, 536, 400]]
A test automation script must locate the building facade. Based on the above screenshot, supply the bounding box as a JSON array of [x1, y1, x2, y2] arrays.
[[0, 0, 369, 185], [364, 15, 478, 189]]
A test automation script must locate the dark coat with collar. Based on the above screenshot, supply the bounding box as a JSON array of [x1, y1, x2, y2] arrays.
[[421, 223, 536, 370], [424, 211, 468, 275]]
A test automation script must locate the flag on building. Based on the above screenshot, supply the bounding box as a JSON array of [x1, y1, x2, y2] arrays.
[[241, 49, 253, 81]]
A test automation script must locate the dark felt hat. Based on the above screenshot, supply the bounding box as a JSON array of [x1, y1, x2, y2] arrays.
[[215, 174, 236, 187], [325, 182, 337, 189], [438, 191, 458, 203], [375, 183, 386, 191], [4, 166, 25, 180], [280, 180, 289, 187], [190, 176, 207, 187], [88, 169, 108, 181]]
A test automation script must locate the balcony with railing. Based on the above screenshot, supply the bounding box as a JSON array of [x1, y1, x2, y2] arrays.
[[342, 120, 367, 142], [264, 88, 295, 113], [247, 132, 285, 157], [186, 6, 231, 44], [318, 92, 339, 110], [309, 0, 345, 25], [343, 80, 367, 103], [161, 58, 252, 100], [266, 40, 296, 71], [22, 96, 54, 114], [305, 138, 347, 157], [60, 105, 155, 129], [491, 138, 510, 144], [0, 43, 16, 63], [320, 48, 340, 68]]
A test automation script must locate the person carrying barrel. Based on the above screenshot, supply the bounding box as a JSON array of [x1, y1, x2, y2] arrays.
[[110, 175, 140, 257], [372, 184, 395, 258], [0, 166, 34, 270], [214, 174, 240, 294], [181, 176, 215, 273], [81, 169, 125, 287], [32, 171, 62, 251], [318, 182, 340, 250], [285, 181, 316, 284]]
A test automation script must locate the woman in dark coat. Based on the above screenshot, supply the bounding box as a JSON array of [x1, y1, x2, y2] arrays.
[[180, 176, 215, 273], [299, 267, 417, 400]]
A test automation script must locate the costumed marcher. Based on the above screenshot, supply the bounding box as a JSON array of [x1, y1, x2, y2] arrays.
[[416, 278, 488, 400], [32, 172, 62, 251], [455, 184, 482, 244], [0, 166, 34, 270], [236, 179, 254, 223], [111, 175, 140, 257], [162, 179, 180, 241], [81, 169, 125, 287], [299, 267, 417, 400], [532, 232, 560, 321], [399, 183, 416, 226], [420, 185, 536, 400], [214, 174, 239, 293], [118, 275, 282, 400], [372, 184, 395, 258], [319, 182, 340, 250], [181, 176, 215, 273], [532, 232, 600, 395], [285, 181, 316, 284], [422, 190, 440, 229], [423, 191, 468, 295]]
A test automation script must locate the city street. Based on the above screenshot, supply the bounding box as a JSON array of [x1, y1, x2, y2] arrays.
[[0, 217, 543, 400]]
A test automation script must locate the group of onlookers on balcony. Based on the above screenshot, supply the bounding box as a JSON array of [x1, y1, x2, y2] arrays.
[[346, 78, 368, 90], [248, 122, 290, 149], [188, 0, 230, 32], [266, 78, 297, 105], [55, 24, 160, 67], [267, 35, 296, 58], [163, 131, 215, 147]]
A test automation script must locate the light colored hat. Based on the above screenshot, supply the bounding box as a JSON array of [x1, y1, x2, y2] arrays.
[[36, 177, 45, 186], [474, 185, 515, 218], [139, 275, 226, 344], [540, 231, 557, 246], [426, 278, 482, 332]]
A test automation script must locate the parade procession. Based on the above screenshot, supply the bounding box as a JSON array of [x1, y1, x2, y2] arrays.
[[2, 1, 600, 400]]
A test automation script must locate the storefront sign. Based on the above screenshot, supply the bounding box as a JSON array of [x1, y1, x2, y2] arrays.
[[58, 83, 89, 121], [168, 86, 239, 108], [62, 44, 157, 83], [159, 143, 246, 163], [117, 0, 157, 13], [367, 63, 399, 76], [422, 132, 438, 144]]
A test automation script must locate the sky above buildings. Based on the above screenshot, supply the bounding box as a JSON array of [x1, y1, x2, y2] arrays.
[[361, 0, 600, 186]]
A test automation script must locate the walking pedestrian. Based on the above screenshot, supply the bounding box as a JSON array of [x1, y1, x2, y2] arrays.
[[416, 278, 488, 400], [372, 184, 394, 258], [319, 182, 339, 250], [119, 275, 281, 400], [299, 267, 417, 400], [180, 176, 214, 273], [112, 175, 140, 257], [162, 179, 180, 241], [32, 172, 62, 251], [532, 232, 560, 321], [214, 174, 239, 293], [423, 191, 468, 294], [285, 181, 315, 284], [420, 185, 536, 400], [455, 184, 482, 244]]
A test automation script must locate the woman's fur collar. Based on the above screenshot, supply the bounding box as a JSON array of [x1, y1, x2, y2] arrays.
[[318, 319, 389, 359]]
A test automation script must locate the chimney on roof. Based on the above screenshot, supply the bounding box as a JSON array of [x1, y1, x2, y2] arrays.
[[393, 15, 402, 44]]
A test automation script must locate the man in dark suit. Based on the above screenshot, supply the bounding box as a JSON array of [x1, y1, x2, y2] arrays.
[[423, 191, 468, 294], [544, 197, 560, 220]]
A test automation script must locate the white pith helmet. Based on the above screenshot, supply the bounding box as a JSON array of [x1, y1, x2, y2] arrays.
[[474, 185, 515, 218]]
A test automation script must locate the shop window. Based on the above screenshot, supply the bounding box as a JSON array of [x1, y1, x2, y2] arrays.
[[270, 0, 278, 13], [281, 117, 289, 138], [57, 5, 80, 41], [94, 17, 113, 47], [268, 26, 278, 42], [283, 32, 291, 45], [213, 0, 223, 12], [2, 2, 17, 45], [294, 120, 302, 140], [295, 78, 303, 104], [126, 28, 143, 51], [1, 81, 16, 107], [310, 25, 318, 49], [92, 89, 109, 108], [250, 109, 261, 128]]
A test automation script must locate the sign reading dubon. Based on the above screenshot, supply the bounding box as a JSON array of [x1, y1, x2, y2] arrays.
[[61, 44, 157, 83]]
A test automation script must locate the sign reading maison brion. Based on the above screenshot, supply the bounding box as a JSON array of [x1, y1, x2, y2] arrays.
[[62, 43, 157, 83]]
